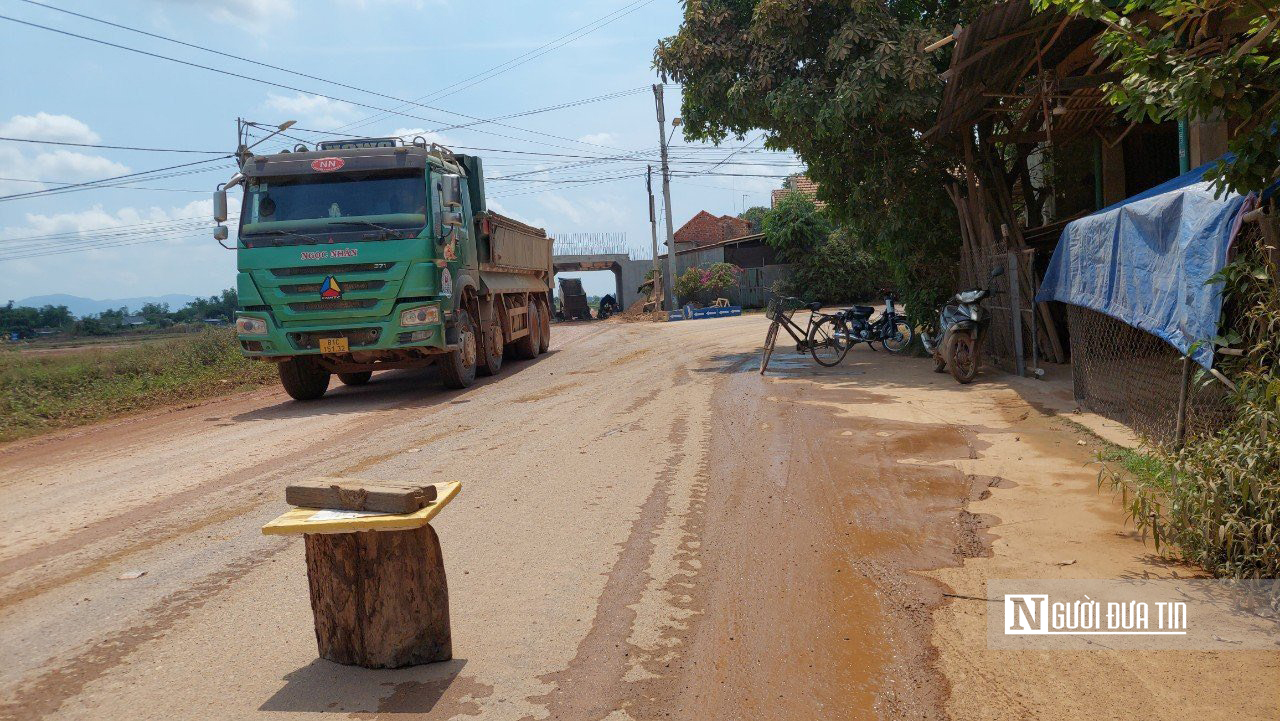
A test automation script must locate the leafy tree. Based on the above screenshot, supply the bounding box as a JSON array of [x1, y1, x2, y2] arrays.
[[762, 192, 833, 265], [655, 0, 971, 326], [738, 205, 769, 232], [1034, 0, 1280, 195]]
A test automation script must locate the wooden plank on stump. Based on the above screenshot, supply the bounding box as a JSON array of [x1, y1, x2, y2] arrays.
[[305, 525, 451, 668], [286, 478, 438, 514]]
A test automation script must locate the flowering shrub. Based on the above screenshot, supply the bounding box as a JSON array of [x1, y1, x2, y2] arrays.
[[675, 262, 743, 304]]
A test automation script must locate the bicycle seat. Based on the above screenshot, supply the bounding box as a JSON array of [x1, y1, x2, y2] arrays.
[[805, 301, 822, 312], [847, 305, 874, 318]]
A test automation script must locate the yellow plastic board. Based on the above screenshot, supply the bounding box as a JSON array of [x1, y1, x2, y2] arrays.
[[262, 481, 460, 536]]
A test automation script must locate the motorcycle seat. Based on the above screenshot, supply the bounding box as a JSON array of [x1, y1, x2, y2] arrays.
[[846, 305, 874, 318], [805, 301, 822, 312]]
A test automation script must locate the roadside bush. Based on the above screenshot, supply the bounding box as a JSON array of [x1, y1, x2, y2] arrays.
[[675, 262, 743, 305], [1100, 230, 1280, 578], [0, 328, 275, 442]]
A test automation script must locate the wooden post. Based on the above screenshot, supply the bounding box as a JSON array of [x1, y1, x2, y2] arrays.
[[1007, 251, 1026, 377], [304, 525, 451, 668], [1174, 355, 1191, 448]]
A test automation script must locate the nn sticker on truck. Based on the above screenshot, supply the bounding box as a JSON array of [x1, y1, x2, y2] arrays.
[[311, 157, 345, 172]]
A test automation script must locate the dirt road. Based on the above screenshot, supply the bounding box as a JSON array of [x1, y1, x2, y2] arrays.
[[1, 317, 1275, 720]]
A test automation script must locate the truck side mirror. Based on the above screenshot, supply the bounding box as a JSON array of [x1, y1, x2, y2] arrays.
[[213, 189, 228, 223], [213, 225, 229, 241], [441, 174, 462, 209]]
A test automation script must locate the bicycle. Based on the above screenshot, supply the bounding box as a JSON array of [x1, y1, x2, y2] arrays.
[[760, 296, 848, 374]]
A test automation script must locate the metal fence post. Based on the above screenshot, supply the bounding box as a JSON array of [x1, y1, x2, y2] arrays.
[[1007, 252, 1026, 377]]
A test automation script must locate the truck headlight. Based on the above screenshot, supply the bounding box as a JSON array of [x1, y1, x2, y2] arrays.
[[235, 316, 268, 335], [400, 305, 439, 327]]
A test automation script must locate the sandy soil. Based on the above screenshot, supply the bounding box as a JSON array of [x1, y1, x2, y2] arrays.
[[0, 316, 1274, 720]]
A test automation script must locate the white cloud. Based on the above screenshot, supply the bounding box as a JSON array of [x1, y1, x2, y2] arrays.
[[162, 0, 297, 32], [2, 199, 234, 301], [29, 151, 129, 181], [577, 132, 617, 147], [264, 93, 358, 130], [0, 112, 100, 143], [332, 0, 434, 8]]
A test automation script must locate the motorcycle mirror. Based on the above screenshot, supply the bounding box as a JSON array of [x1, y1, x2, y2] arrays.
[[990, 265, 1005, 278]]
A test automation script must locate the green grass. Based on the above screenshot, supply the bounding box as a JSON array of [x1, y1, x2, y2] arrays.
[[0, 328, 276, 443]]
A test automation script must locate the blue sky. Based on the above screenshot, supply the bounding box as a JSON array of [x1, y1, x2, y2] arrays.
[[0, 0, 803, 303]]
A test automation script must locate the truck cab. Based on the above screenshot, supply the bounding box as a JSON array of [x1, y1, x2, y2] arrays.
[[216, 138, 553, 400]]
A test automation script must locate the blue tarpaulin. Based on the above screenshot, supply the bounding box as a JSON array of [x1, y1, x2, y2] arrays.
[[1035, 160, 1250, 369]]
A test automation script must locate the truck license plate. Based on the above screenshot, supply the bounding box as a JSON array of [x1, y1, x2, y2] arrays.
[[318, 337, 349, 353]]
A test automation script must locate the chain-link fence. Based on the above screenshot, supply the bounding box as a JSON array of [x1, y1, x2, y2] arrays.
[[1066, 305, 1233, 445]]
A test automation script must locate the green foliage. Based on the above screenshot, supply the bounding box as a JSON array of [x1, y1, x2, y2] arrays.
[[1033, 0, 1280, 195], [655, 0, 966, 326], [0, 302, 73, 336], [0, 328, 276, 442], [1098, 228, 1280, 578], [738, 205, 769, 232], [675, 262, 744, 304], [762, 193, 833, 264], [789, 226, 890, 304], [1, 289, 239, 339]]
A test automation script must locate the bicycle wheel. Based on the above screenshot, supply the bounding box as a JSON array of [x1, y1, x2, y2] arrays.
[[808, 316, 849, 367], [882, 319, 915, 353], [760, 320, 780, 374]]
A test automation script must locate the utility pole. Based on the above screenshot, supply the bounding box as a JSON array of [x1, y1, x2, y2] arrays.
[[653, 84, 678, 312], [646, 165, 661, 306]]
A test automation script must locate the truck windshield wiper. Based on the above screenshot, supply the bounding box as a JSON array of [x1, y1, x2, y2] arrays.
[[247, 229, 326, 246], [328, 220, 401, 237]]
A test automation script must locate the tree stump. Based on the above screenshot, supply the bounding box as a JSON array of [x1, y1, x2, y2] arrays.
[[303, 524, 451, 668]]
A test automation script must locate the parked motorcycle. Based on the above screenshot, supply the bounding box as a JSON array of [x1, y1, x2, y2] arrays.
[[921, 266, 1004, 384], [833, 291, 914, 353]]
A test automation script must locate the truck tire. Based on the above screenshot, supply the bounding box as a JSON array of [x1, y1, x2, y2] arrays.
[[439, 309, 478, 389], [513, 303, 539, 360], [337, 371, 373, 386], [537, 299, 550, 354], [478, 314, 503, 377], [279, 358, 331, 401]]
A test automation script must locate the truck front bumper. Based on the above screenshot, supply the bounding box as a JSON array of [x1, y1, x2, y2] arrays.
[[235, 301, 446, 358]]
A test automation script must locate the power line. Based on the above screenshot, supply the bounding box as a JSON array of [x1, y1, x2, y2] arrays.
[[0, 13, 629, 157], [0, 135, 224, 153], [331, 0, 658, 134], [0, 155, 232, 202]]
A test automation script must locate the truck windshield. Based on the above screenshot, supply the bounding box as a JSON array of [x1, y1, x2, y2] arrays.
[[239, 171, 426, 245]]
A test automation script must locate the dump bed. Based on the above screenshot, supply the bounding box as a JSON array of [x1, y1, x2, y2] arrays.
[[479, 212, 553, 275]]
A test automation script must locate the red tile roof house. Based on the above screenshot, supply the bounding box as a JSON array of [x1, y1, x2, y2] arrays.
[[771, 174, 825, 209], [672, 210, 753, 249]]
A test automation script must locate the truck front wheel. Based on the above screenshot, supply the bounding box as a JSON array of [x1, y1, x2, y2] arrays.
[[439, 309, 478, 389], [279, 358, 331, 401]]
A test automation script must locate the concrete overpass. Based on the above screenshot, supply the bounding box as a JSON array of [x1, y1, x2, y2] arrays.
[[552, 252, 651, 311]]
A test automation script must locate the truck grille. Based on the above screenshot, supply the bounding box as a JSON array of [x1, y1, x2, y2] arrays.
[[280, 280, 385, 294], [271, 262, 394, 277], [287, 299, 379, 312], [289, 328, 381, 350]]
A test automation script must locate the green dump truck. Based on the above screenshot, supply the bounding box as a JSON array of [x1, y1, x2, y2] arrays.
[[213, 138, 552, 400]]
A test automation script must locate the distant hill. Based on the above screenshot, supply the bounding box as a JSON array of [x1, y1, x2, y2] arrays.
[[14, 294, 201, 318]]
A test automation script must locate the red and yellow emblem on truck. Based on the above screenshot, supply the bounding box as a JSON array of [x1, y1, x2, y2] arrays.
[[320, 276, 342, 299]]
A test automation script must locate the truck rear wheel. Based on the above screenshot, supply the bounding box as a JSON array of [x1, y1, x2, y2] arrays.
[[512, 303, 539, 360], [478, 314, 504, 377], [537, 299, 550, 354], [337, 371, 373, 386], [279, 358, 331, 401], [439, 309, 478, 389]]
